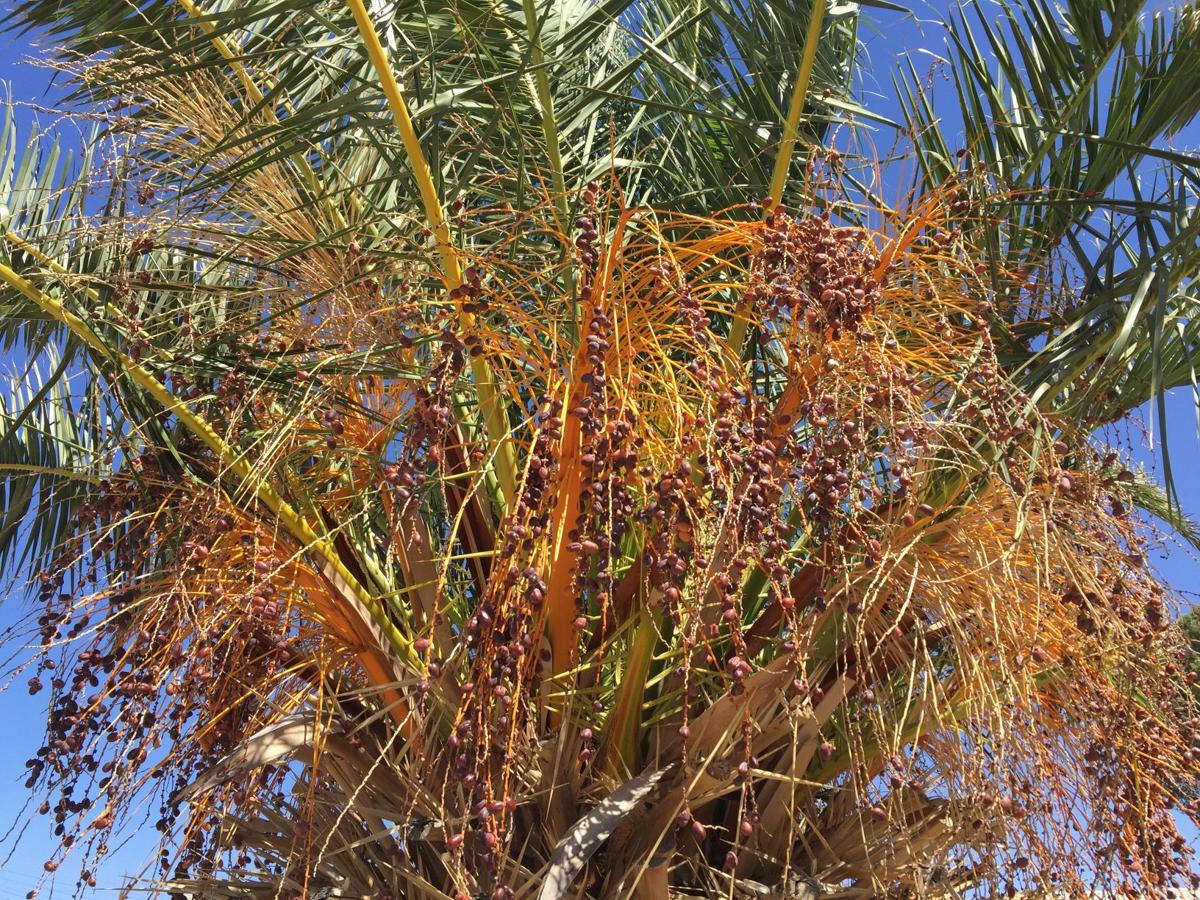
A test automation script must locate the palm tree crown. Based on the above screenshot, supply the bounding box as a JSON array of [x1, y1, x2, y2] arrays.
[[0, 0, 1198, 897]]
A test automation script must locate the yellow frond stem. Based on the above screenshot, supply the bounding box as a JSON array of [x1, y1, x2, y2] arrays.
[[174, 0, 352, 234], [520, 0, 577, 333], [765, 0, 828, 213], [728, 0, 827, 359], [345, 0, 516, 508], [0, 259, 417, 726]]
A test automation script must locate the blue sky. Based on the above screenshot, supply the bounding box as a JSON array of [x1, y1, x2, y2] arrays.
[[0, 2, 1198, 895]]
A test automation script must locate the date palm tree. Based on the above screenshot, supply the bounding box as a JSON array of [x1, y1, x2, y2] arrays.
[[1, 0, 1199, 897]]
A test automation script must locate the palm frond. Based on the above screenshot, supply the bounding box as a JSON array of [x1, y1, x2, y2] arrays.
[[895, 0, 1200, 499]]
